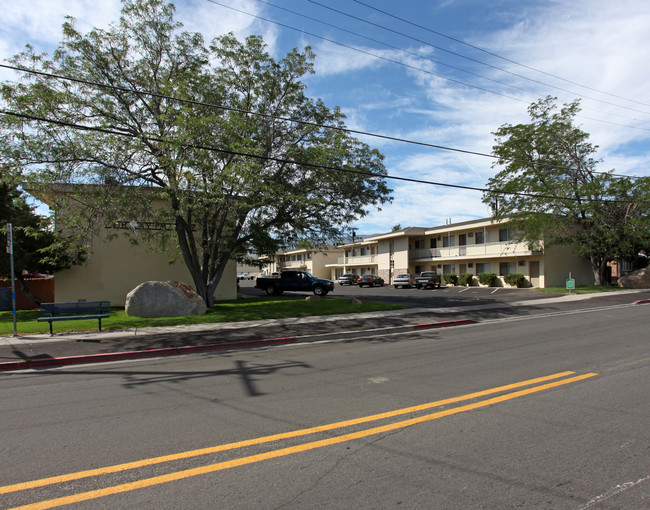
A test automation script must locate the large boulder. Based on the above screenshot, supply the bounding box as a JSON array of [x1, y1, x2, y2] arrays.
[[618, 266, 650, 289], [125, 281, 207, 317]]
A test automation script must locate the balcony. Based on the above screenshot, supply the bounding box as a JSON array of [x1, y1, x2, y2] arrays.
[[277, 260, 308, 269], [336, 254, 378, 265], [409, 241, 536, 260]]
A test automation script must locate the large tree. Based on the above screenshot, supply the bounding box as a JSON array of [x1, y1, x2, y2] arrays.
[[483, 96, 650, 284], [0, 175, 80, 304], [0, 0, 391, 306]]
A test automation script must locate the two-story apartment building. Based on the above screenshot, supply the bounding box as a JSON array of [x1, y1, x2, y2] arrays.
[[326, 218, 593, 287], [262, 246, 341, 280]]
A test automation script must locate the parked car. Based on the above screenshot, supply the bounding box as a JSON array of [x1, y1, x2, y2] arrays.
[[393, 273, 416, 288], [415, 270, 442, 289], [337, 273, 360, 286], [255, 270, 335, 296], [237, 272, 255, 280], [357, 274, 384, 287]]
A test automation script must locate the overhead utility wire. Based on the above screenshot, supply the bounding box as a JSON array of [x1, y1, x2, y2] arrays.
[[204, 0, 528, 105], [308, 0, 650, 117], [0, 63, 641, 180], [350, 0, 650, 109], [252, 0, 539, 99], [2, 109, 643, 205], [257, 0, 649, 128], [210, 0, 650, 132]]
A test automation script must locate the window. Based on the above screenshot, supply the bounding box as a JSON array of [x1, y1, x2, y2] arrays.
[[415, 265, 425, 273], [500, 262, 516, 275], [443, 264, 455, 274], [443, 235, 455, 248], [499, 227, 516, 242], [476, 263, 491, 273], [475, 231, 485, 244], [414, 239, 423, 249], [458, 234, 467, 246], [430, 238, 437, 249]]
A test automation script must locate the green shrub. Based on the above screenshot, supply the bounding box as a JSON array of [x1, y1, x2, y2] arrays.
[[477, 272, 497, 286], [503, 273, 527, 287], [458, 273, 474, 286], [443, 273, 458, 285]]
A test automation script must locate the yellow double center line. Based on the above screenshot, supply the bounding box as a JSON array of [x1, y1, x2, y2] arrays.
[[3, 370, 596, 510]]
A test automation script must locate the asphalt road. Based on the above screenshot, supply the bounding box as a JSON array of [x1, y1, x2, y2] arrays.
[[1, 298, 648, 509]]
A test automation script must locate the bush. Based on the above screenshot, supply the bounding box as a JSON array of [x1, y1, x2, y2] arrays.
[[477, 272, 497, 286], [443, 273, 458, 285], [503, 273, 527, 288], [458, 273, 474, 286]]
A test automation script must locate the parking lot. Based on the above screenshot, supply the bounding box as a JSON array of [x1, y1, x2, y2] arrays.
[[237, 277, 557, 308]]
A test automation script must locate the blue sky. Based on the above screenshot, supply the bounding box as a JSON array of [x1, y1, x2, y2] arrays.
[[2, 0, 649, 236]]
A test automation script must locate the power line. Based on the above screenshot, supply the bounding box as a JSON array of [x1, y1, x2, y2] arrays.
[[307, 0, 650, 118], [0, 63, 643, 180], [350, 0, 650, 109], [204, 0, 528, 105], [257, 0, 650, 127], [206, 0, 650, 131], [2, 109, 645, 205]]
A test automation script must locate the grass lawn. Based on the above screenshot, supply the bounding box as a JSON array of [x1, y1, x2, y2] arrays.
[[0, 296, 409, 336], [535, 285, 627, 295]]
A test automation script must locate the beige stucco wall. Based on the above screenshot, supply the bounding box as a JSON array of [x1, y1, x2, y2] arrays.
[[542, 245, 594, 287], [55, 234, 237, 305]]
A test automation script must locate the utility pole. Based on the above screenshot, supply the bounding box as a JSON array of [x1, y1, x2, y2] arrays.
[[6, 223, 17, 336]]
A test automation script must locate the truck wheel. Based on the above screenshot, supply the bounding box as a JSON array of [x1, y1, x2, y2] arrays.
[[266, 285, 278, 296], [416, 285, 421, 289], [313, 285, 325, 296]]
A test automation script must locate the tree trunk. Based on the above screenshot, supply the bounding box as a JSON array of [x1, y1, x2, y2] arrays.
[[589, 255, 607, 285], [16, 277, 44, 307]]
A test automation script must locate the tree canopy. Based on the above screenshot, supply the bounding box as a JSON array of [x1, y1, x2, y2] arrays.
[[0, 175, 80, 303], [0, 0, 391, 305], [483, 96, 650, 284]]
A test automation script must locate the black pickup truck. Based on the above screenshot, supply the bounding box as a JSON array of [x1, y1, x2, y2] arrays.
[[415, 270, 442, 289], [255, 270, 335, 296]]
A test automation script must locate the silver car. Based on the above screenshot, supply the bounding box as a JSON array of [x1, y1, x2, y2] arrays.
[[393, 273, 416, 288], [337, 273, 359, 286]]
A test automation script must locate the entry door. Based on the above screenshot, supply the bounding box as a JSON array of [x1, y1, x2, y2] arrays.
[[529, 261, 540, 287]]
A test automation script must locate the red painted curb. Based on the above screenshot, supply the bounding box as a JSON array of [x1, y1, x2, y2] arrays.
[[633, 299, 650, 305], [0, 337, 297, 372], [413, 319, 477, 331]]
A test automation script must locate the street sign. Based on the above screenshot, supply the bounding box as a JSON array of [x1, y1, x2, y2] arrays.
[[5, 223, 12, 254], [566, 278, 575, 290]]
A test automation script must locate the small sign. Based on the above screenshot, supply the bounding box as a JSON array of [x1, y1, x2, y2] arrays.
[[566, 278, 575, 290], [5, 223, 12, 254]]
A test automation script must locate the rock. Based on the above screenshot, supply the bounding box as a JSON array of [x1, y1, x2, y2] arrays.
[[125, 281, 207, 317], [349, 298, 363, 305], [305, 295, 322, 302], [618, 267, 650, 289]]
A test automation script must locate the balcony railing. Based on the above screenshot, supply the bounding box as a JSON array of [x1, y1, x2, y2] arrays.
[[409, 241, 535, 260], [336, 254, 377, 265], [277, 260, 308, 268]]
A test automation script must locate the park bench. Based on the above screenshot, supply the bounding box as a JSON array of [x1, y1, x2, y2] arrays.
[[37, 301, 111, 335]]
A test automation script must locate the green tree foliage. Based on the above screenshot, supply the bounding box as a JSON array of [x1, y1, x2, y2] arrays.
[[483, 96, 650, 284], [0, 0, 391, 306], [0, 177, 80, 303]]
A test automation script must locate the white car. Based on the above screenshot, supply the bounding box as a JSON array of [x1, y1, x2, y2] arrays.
[[237, 272, 254, 280], [393, 273, 416, 288]]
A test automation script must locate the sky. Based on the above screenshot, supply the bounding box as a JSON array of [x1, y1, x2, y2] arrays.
[[2, 0, 649, 237]]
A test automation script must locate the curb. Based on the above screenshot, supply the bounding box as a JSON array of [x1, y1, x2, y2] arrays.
[[413, 319, 477, 330], [0, 318, 496, 372], [0, 337, 296, 372]]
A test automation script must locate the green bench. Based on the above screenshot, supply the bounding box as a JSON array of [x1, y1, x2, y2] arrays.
[[38, 301, 111, 335]]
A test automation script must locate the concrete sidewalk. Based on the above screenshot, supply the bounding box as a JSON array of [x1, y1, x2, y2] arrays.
[[1, 291, 648, 371]]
